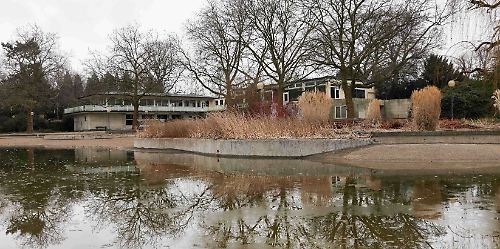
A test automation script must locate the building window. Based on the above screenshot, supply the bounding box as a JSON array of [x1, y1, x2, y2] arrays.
[[158, 115, 169, 121], [354, 89, 366, 99], [331, 86, 340, 99], [283, 92, 289, 102], [125, 114, 133, 125], [219, 99, 224, 106], [335, 106, 347, 119]]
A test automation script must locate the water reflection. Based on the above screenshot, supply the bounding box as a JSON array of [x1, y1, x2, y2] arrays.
[[0, 148, 500, 248]]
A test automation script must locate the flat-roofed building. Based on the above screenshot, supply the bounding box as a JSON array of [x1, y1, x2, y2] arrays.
[[64, 92, 226, 131]]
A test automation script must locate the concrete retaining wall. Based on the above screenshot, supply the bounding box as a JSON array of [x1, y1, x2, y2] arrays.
[[134, 138, 374, 157]]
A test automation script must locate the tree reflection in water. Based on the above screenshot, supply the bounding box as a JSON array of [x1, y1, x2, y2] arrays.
[[84, 171, 214, 248], [1, 149, 500, 248], [0, 148, 83, 248], [198, 175, 446, 249]]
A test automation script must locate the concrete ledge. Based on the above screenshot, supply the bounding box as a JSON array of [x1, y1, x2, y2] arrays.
[[134, 138, 374, 157], [372, 130, 500, 144]]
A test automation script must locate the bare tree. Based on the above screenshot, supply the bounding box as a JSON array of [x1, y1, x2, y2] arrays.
[[86, 24, 182, 130], [245, 0, 316, 104], [307, 0, 451, 118], [183, 0, 250, 108], [145, 36, 184, 93], [462, 0, 499, 89], [1, 25, 66, 133]]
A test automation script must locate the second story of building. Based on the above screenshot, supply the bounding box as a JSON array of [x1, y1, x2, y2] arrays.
[[64, 92, 226, 115]]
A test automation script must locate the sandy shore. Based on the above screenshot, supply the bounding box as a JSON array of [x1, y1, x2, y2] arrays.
[[310, 144, 500, 171], [0, 135, 135, 149]]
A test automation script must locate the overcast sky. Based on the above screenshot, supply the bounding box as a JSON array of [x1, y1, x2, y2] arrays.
[[0, 0, 495, 75], [0, 0, 206, 72]]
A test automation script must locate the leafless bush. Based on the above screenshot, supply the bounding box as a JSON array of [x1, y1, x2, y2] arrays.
[[297, 91, 332, 123], [411, 86, 442, 131], [366, 99, 382, 125], [138, 112, 356, 139]]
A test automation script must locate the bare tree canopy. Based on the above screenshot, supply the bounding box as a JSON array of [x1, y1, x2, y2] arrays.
[[306, 0, 452, 118], [470, 0, 500, 9], [86, 24, 183, 130], [245, 0, 317, 102], [183, 0, 250, 107]]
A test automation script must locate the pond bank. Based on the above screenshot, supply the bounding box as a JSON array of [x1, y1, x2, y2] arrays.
[[371, 130, 500, 144], [0, 135, 134, 149], [310, 144, 500, 172]]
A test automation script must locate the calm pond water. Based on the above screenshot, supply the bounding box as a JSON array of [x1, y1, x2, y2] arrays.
[[0, 148, 499, 249]]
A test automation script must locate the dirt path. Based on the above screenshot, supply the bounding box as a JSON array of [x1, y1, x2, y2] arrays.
[[310, 144, 500, 171], [0, 135, 135, 149]]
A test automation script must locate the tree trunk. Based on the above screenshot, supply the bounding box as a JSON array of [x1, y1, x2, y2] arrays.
[[276, 85, 284, 106], [276, 78, 285, 107], [225, 78, 235, 110], [341, 77, 355, 119], [494, 61, 499, 91], [27, 148, 34, 169], [26, 108, 33, 134], [132, 103, 139, 131]]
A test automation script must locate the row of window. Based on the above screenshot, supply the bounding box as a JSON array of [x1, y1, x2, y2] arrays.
[[88, 99, 211, 108], [215, 99, 225, 106], [283, 86, 366, 103]]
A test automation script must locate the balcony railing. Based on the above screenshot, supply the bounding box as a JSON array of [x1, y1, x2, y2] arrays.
[[64, 105, 226, 114]]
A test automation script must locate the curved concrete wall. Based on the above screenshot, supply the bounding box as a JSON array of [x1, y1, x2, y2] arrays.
[[134, 138, 374, 157]]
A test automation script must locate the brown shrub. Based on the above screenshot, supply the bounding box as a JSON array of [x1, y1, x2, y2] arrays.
[[439, 119, 478, 130], [366, 99, 382, 125], [297, 91, 332, 123], [140, 119, 194, 138], [379, 119, 406, 130], [411, 86, 442, 131]]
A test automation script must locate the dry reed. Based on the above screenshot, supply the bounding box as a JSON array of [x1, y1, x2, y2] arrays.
[[493, 89, 500, 115], [366, 99, 382, 125], [411, 86, 442, 131], [297, 91, 332, 123], [138, 111, 355, 139]]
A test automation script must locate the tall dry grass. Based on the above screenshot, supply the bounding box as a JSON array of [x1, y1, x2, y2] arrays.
[[493, 89, 500, 115], [139, 112, 355, 139], [366, 99, 382, 125], [411, 86, 442, 131], [297, 91, 332, 123]]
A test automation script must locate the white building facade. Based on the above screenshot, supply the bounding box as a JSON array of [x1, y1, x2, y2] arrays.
[[64, 93, 226, 131]]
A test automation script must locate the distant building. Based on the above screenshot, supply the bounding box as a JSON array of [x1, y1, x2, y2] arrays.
[[282, 76, 376, 119], [64, 92, 225, 131], [232, 76, 409, 119]]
